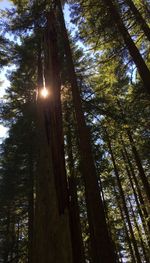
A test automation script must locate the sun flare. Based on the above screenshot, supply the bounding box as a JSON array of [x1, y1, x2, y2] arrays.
[[41, 87, 49, 98]]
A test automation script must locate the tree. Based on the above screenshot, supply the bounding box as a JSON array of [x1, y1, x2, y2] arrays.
[[0, 0, 150, 262], [70, 0, 150, 93], [55, 1, 116, 262]]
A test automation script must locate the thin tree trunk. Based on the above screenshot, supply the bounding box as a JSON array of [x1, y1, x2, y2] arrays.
[[3, 209, 10, 263], [68, 175, 85, 263], [126, 129, 150, 202], [33, 11, 73, 263], [104, 128, 142, 263], [128, 196, 149, 262], [117, 101, 150, 202], [65, 109, 85, 263], [102, 0, 150, 93], [16, 221, 20, 263], [125, 0, 150, 41], [10, 221, 16, 262], [113, 186, 136, 263], [122, 142, 150, 234], [28, 157, 34, 263], [55, 2, 116, 262], [121, 150, 149, 239], [99, 178, 118, 261]]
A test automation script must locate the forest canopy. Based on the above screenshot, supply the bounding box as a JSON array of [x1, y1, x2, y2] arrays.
[[0, 0, 150, 262]]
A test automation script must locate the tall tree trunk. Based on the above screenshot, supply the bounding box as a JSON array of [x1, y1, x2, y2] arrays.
[[113, 186, 136, 263], [122, 141, 150, 234], [3, 209, 10, 263], [55, 2, 116, 263], [117, 101, 150, 202], [126, 129, 150, 202], [44, 11, 69, 215], [16, 221, 20, 263], [125, 0, 150, 41], [128, 196, 149, 262], [28, 157, 34, 263], [33, 11, 72, 263], [121, 150, 149, 238], [99, 178, 118, 260], [68, 175, 85, 263], [104, 128, 142, 263], [65, 108, 85, 263], [102, 0, 150, 93], [117, 100, 150, 203]]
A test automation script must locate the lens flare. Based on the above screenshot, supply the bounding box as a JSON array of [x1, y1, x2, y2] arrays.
[[41, 87, 48, 98]]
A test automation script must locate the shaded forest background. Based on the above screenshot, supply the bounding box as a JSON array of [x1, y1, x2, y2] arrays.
[[0, 0, 150, 262]]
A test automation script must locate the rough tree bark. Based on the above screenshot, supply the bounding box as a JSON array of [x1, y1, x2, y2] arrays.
[[55, 1, 116, 262], [33, 11, 72, 263], [65, 102, 85, 263]]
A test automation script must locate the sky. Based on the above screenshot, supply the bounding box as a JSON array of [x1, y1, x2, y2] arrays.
[[0, 0, 12, 9], [0, 67, 9, 140], [0, 1, 12, 140]]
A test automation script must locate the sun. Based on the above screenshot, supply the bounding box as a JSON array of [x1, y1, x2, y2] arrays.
[[40, 87, 49, 98]]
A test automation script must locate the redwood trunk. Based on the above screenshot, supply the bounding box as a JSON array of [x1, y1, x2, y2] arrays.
[[55, 1, 116, 262], [33, 11, 72, 263], [66, 113, 85, 263]]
